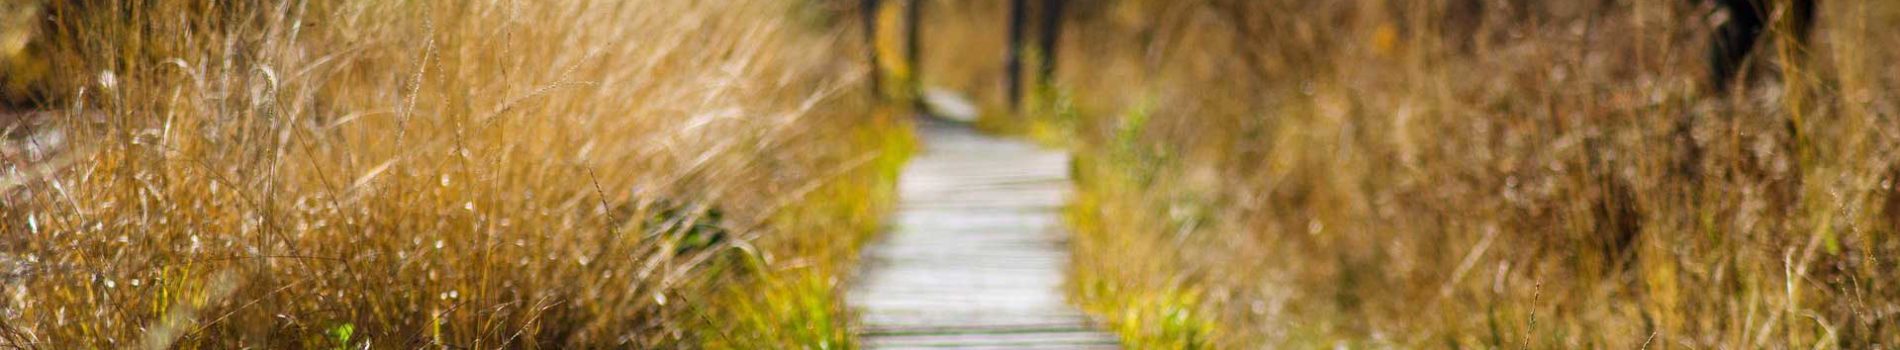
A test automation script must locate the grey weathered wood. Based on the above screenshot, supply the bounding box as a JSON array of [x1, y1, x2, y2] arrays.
[[849, 120, 1117, 349]]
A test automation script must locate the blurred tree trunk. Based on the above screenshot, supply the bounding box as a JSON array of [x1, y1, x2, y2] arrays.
[[862, 0, 882, 99], [1708, 0, 1818, 92], [905, 0, 923, 107], [1005, 0, 1063, 112], [1036, 0, 1065, 94], [1006, 0, 1027, 110]]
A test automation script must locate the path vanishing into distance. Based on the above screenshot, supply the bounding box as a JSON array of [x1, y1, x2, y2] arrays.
[[848, 119, 1119, 349]]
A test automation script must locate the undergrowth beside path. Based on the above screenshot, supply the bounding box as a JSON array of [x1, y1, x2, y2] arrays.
[[0, 1, 911, 348], [919, 1, 1900, 348]]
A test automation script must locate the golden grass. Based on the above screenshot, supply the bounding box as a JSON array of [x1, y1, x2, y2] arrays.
[[927, 0, 1900, 348], [0, 0, 907, 347]]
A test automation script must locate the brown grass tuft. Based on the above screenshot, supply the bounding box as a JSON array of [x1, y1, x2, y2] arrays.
[[926, 0, 1900, 347], [0, 1, 906, 347]]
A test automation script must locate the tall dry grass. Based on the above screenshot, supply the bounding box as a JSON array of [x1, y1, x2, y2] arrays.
[[0, 0, 906, 348], [923, 0, 1898, 347]]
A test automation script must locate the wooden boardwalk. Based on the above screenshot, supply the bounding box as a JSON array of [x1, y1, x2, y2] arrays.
[[848, 120, 1117, 349]]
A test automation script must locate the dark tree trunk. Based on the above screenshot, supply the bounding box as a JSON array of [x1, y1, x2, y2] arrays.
[[1006, 0, 1029, 110], [1035, 0, 1066, 97], [1709, 0, 1767, 92], [1709, 0, 1818, 92], [905, 0, 924, 105], [862, 0, 882, 99]]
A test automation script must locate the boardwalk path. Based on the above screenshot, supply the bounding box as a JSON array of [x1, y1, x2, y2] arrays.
[[848, 120, 1118, 349]]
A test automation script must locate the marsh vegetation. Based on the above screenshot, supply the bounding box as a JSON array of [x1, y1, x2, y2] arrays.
[[5, 0, 1898, 348]]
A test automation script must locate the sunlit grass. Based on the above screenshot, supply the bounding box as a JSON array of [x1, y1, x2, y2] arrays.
[[929, 0, 1900, 347], [0, 0, 906, 347]]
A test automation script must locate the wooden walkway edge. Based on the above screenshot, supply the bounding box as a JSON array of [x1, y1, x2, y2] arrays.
[[848, 120, 1117, 349]]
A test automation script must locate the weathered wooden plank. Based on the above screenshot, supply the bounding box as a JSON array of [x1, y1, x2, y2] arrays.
[[849, 120, 1117, 349], [865, 329, 1119, 349]]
